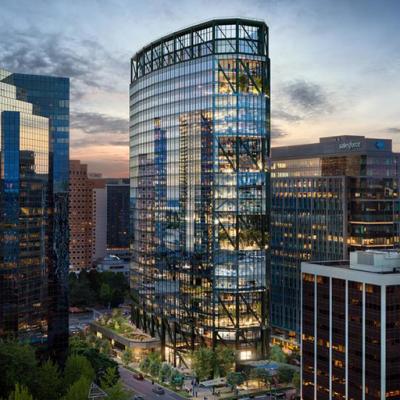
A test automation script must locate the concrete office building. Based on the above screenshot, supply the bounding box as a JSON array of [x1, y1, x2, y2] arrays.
[[69, 160, 94, 269], [90, 174, 108, 262]]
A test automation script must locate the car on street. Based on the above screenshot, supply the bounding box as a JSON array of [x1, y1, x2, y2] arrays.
[[152, 386, 165, 395], [133, 396, 144, 400], [133, 372, 144, 380]]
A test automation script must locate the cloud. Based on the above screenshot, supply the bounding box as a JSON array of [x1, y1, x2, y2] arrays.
[[283, 79, 333, 115], [71, 111, 129, 148], [273, 109, 302, 122], [72, 136, 129, 148], [70, 111, 128, 149], [385, 127, 400, 134], [271, 123, 288, 138], [0, 27, 127, 102], [71, 111, 128, 135]]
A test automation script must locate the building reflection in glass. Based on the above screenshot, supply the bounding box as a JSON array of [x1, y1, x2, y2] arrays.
[[0, 68, 69, 360], [130, 19, 270, 364]]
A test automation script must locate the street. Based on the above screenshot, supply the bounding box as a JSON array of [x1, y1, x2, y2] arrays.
[[119, 366, 187, 400]]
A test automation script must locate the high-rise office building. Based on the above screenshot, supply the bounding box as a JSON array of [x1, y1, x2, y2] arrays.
[[0, 68, 69, 358], [69, 162, 109, 268], [270, 136, 400, 344], [69, 169, 131, 269], [130, 18, 270, 364], [106, 179, 130, 251], [69, 160, 94, 269], [91, 178, 107, 262], [301, 251, 400, 400]]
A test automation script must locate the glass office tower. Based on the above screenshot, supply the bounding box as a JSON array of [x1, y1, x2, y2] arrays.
[[271, 136, 400, 345], [0, 68, 50, 343], [130, 18, 270, 364], [107, 179, 130, 250], [1, 70, 69, 359]]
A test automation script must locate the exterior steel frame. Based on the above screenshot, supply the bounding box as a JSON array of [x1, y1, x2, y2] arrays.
[[130, 18, 270, 365], [131, 18, 269, 83]]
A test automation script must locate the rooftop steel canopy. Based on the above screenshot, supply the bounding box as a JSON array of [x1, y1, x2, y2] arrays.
[[131, 18, 269, 82]]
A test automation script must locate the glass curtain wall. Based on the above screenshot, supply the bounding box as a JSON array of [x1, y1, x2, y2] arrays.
[[0, 71, 50, 343], [130, 19, 270, 364], [271, 151, 400, 339], [3, 73, 70, 360]]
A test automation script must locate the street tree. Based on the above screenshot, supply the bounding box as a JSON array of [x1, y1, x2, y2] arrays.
[[277, 366, 294, 384], [0, 341, 37, 396], [226, 372, 245, 394], [64, 355, 95, 389], [62, 377, 91, 400], [33, 360, 62, 400], [121, 349, 132, 366], [191, 347, 214, 381], [269, 345, 287, 363], [214, 346, 235, 377], [7, 384, 33, 400]]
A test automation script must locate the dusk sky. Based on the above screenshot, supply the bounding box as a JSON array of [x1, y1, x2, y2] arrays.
[[1, 0, 399, 177]]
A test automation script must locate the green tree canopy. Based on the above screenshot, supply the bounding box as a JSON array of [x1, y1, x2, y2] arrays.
[[139, 352, 162, 377], [170, 369, 184, 387], [277, 366, 294, 384], [69, 273, 96, 307], [121, 349, 132, 366], [99, 283, 113, 309], [32, 360, 62, 400], [0, 341, 37, 396], [226, 372, 245, 392], [149, 358, 161, 377], [100, 367, 120, 389], [214, 346, 235, 377], [192, 346, 235, 380], [104, 381, 131, 400], [292, 371, 300, 390], [249, 368, 271, 387], [7, 384, 33, 400], [62, 377, 91, 400], [159, 362, 172, 382], [68, 270, 129, 309], [269, 345, 287, 363], [191, 347, 214, 381], [63, 355, 95, 389], [69, 336, 119, 379], [139, 356, 151, 373]]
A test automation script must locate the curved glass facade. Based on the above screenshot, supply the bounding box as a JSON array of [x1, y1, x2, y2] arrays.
[[130, 19, 270, 363]]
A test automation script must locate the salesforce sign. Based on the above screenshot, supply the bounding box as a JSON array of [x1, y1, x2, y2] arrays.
[[338, 141, 362, 151]]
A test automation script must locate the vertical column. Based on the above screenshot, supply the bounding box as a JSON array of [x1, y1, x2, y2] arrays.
[[314, 274, 317, 400], [362, 283, 366, 400], [329, 277, 332, 400], [381, 286, 386, 400], [345, 280, 348, 400], [300, 272, 303, 400]]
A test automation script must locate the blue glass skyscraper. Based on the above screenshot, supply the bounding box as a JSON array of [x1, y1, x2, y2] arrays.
[[1, 69, 69, 359], [130, 18, 270, 364]]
